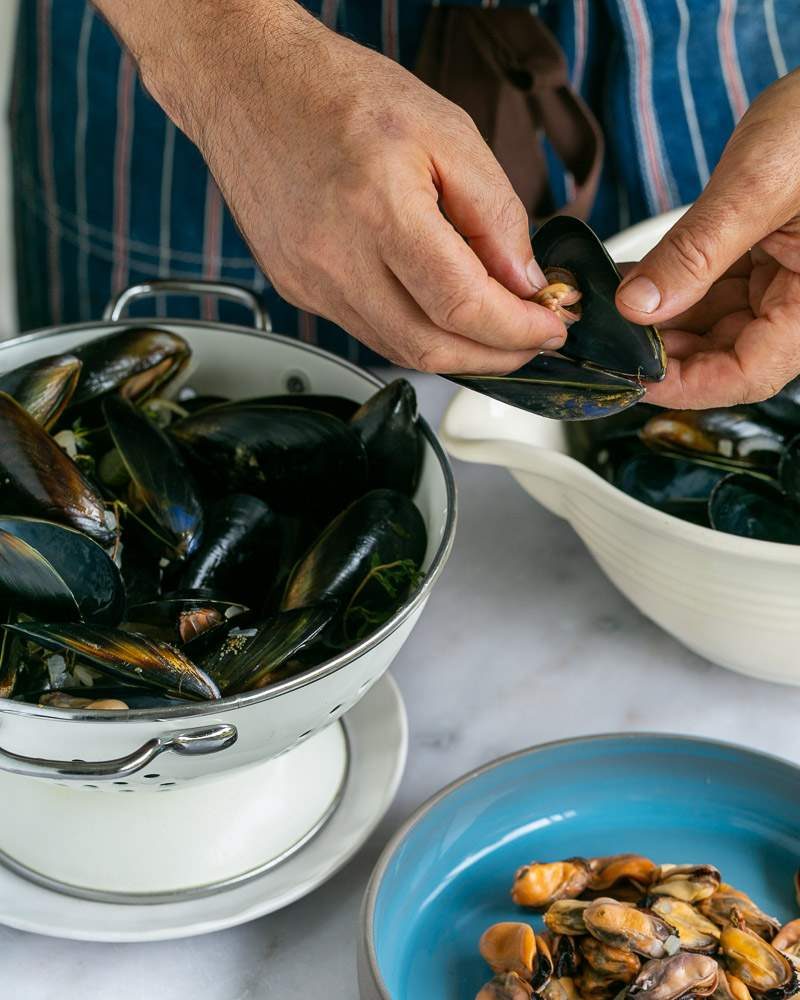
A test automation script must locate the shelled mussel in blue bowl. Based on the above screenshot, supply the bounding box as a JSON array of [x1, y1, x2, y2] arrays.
[[571, 377, 800, 545], [0, 328, 429, 710]]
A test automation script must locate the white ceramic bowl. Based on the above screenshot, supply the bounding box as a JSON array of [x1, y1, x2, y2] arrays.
[[440, 209, 800, 686]]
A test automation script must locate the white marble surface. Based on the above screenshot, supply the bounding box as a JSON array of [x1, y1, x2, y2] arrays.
[[5, 371, 800, 1000]]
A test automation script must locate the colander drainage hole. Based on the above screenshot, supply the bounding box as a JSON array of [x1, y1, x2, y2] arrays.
[[329, 704, 342, 715], [143, 773, 160, 779], [83, 784, 98, 790], [120, 788, 135, 793], [159, 781, 176, 788], [112, 781, 128, 786]]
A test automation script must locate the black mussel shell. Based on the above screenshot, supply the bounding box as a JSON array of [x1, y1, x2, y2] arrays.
[[103, 395, 204, 559], [567, 403, 662, 463], [533, 215, 666, 380], [709, 473, 800, 544], [754, 376, 800, 429], [0, 517, 125, 623], [641, 407, 787, 473], [0, 392, 116, 547], [779, 434, 800, 504], [175, 394, 230, 415], [0, 353, 82, 429], [177, 495, 283, 609], [350, 379, 423, 495], [449, 354, 644, 421], [68, 327, 190, 411], [4, 622, 220, 700], [188, 604, 336, 695], [124, 596, 248, 646], [196, 393, 360, 422], [282, 489, 427, 622], [0, 629, 18, 699], [615, 453, 728, 527], [170, 405, 368, 519]]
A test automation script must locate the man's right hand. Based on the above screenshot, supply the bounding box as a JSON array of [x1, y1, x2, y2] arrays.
[[94, 0, 566, 373]]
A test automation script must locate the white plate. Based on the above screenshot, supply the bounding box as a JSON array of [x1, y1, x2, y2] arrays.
[[0, 673, 407, 942]]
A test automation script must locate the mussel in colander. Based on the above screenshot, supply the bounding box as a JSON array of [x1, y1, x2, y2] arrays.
[[170, 404, 368, 519], [350, 379, 423, 495], [103, 395, 204, 559], [649, 897, 720, 954], [176, 494, 283, 610], [699, 885, 781, 941], [282, 489, 427, 644], [0, 516, 125, 624], [199, 393, 360, 421], [0, 392, 116, 547], [4, 622, 219, 701], [640, 408, 787, 474], [0, 353, 82, 429], [708, 474, 800, 545], [628, 954, 719, 1000], [512, 859, 592, 909], [583, 899, 679, 959], [720, 910, 797, 996], [123, 596, 247, 646], [68, 327, 191, 411]]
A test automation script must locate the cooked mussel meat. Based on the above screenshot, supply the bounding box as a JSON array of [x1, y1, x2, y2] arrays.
[[579, 936, 641, 982], [0, 353, 81, 429], [649, 864, 721, 903], [479, 923, 537, 980], [650, 897, 721, 954], [588, 854, 658, 893], [545, 900, 591, 936], [583, 899, 679, 959], [628, 954, 719, 1000], [720, 910, 797, 995], [512, 859, 592, 909], [574, 965, 624, 1000], [476, 972, 534, 1000], [699, 886, 780, 941]]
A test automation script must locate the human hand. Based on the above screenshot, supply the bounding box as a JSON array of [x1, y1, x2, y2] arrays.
[[614, 68, 800, 409], [99, 0, 566, 373]]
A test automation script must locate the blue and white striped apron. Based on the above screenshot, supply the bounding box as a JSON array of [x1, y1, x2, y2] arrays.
[[9, 1, 800, 363]]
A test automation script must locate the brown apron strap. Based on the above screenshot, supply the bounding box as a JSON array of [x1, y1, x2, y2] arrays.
[[415, 7, 604, 224]]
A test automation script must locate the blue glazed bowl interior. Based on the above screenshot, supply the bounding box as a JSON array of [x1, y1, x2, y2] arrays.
[[370, 735, 800, 1000]]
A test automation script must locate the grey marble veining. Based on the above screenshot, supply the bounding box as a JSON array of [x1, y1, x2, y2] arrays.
[[4, 371, 800, 1000]]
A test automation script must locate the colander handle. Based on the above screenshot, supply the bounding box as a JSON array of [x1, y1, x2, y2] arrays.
[[103, 279, 272, 332], [0, 723, 237, 781]]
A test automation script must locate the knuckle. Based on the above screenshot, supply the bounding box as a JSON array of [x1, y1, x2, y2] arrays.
[[666, 225, 717, 284], [429, 285, 484, 333], [413, 341, 457, 373], [492, 191, 528, 235]]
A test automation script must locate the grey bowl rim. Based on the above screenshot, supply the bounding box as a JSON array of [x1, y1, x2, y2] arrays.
[[359, 730, 800, 1000], [0, 317, 457, 723]]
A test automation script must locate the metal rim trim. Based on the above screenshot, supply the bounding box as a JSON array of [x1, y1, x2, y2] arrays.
[[359, 731, 800, 1000], [0, 318, 457, 724]]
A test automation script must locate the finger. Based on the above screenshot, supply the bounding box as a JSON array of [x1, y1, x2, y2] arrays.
[[381, 186, 567, 352], [433, 125, 545, 297], [616, 141, 796, 325], [661, 276, 750, 333]]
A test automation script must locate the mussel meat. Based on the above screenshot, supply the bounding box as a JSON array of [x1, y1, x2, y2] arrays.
[[479, 923, 537, 980], [773, 922, 800, 962], [583, 899, 679, 959], [476, 972, 534, 1000], [579, 936, 642, 982], [649, 864, 721, 903], [589, 854, 658, 893], [511, 859, 592, 909], [649, 897, 721, 954], [699, 885, 780, 941], [628, 954, 719, 1000], [544, 900, 591, 936], [719, 910, 797, 996]]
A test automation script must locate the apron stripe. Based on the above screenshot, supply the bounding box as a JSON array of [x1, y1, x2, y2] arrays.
[[157, 120, 176, 316], [621, 0, 675, 213], [201, 176, 224, 321], [111, 52, 136, 294], [718, 0, 749, 123], [763, 0, 788, 78], [674, 0, 710, 187], [35, 0, 62, 323], [74, 2, 94, 320]]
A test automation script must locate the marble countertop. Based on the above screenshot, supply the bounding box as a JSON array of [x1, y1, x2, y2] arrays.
[[6, 372, 800, 1000]]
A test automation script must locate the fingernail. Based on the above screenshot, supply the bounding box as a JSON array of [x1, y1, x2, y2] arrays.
[[542, 336, 565, 350], [527, 257, 547, 291], [618, 275, 661, 314]]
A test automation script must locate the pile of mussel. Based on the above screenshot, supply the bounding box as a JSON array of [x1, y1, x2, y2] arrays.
[[0, 327, 427, 709], [475, 853, 800, 1000], [574, 383, 800, 544]]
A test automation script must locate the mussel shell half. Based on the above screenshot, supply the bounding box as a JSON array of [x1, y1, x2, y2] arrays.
[[532, 215, 666, 381], [778, 435, 800, 505], [615, 452, 727, 526], [0, 392, 115, 547], [170, 405, 368, 519], [708, 474, 800, 545], [177, 494, 283, 609], [103, 395, 204, 559], [281, 489, 427, 617], [123, 597, 248, 646], [448, 355, 644, 422], [186, 604, 336, 694], [68, 327, 191, 410], [0, 516, 125, 624], [641, 408, 787, 473], [350, 379, 423, 495], [4, 622, 220, 701], [0, 353, 82, 429]]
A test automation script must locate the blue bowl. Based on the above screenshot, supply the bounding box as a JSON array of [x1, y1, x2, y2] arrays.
[[359, 734, 800, 1000]]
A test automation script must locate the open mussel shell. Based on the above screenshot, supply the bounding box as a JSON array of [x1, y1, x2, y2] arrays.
[[532, 215, 666, 381], [0, 353, 82, 429], [282, 489, 427, 633], [0, 392, 115, 547], [124, 596, 247, 646], [177, 494, 283, 609], [68, 327, 191, 410], [4, 622, 220, 701], [708, 474, 800, 545], [103, 395, 203, 559], [614, 453, 727, 526], [449, 354, 645, 422], [185, 604, 335, 694], [350, 379, 423, 495], [170, 404, 368, 519], [0, 517, 125, 624], [641, 408, 787, 473]]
